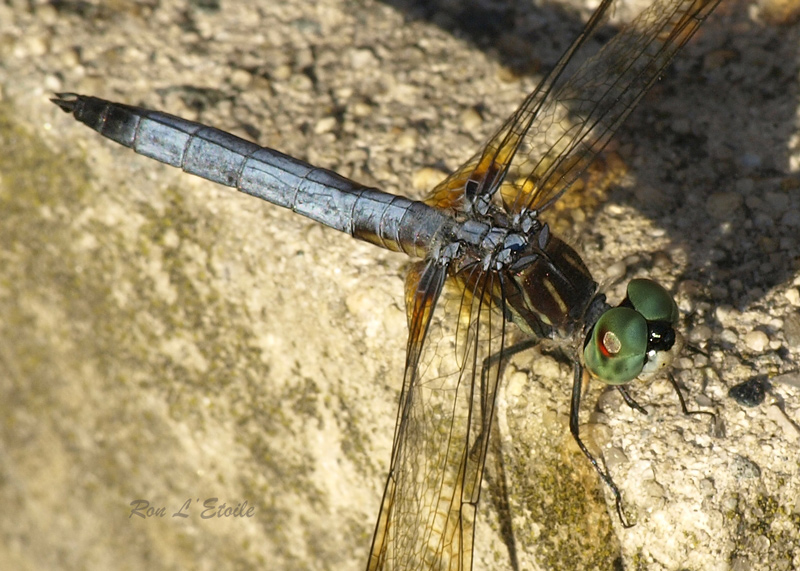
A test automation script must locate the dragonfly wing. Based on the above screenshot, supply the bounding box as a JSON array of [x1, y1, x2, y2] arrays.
[[368, 259, 509, 571], [505, 0, 723, 215], [423, 0, 616, 213], [424, 0, 721, 218]]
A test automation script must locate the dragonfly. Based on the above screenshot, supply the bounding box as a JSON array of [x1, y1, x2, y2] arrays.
[[52, 0, 722, 568]]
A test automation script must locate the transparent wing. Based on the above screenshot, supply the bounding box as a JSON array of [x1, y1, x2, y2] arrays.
[[423, 0, 614, 213], [367, 259, 509, 571], [424, 0, 721, 216]]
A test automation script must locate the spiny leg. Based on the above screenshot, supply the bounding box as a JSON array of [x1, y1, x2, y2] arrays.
[[570, 363, 633, 528], [616, 385, 649, 415], [667, 371, 717, 425], [464, 338, 540, 480], [476, 338, 539, 438], [469, 337, 540, 566]]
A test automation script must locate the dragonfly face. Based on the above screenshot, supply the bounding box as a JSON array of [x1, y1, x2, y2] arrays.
[[51, 0, 724, 568], [583, 278, 683, 385]]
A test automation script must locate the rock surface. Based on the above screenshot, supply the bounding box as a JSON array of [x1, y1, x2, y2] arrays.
[[1, 0, 799, 569]]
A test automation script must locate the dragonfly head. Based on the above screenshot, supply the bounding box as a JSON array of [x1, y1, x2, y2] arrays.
[[583, 279, 682, 385]]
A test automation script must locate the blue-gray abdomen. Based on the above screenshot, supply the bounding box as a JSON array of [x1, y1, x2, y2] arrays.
[[55, 94, 450, 258]]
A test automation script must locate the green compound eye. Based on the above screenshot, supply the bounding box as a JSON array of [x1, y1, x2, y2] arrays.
[[626, 278, 679, 324], [584, 307, 648, 385]]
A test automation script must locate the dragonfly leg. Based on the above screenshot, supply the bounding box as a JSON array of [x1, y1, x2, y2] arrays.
[[459, 332, 551, 474], [467, 337, 542, 469], [570, 363, 634, 528], [666, 371, 717, 425], [477, 338, 540, 430], [616, 385, 649, 415], [471, 338, 541, 571]]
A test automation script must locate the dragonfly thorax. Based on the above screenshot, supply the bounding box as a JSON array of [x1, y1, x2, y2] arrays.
[[448, 208, 543, 270], [478, 227, 528, 271], [501, 226, 598, 338]]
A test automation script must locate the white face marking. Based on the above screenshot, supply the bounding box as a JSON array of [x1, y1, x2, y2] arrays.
[[640, 330, 684, 380]]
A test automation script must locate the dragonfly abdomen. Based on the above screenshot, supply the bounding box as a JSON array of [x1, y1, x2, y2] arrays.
[[52, 93, 449, 257]]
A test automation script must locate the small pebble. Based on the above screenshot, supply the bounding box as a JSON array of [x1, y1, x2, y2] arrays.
[[766, 404, 800, 443], [709, 284, 729, 300], [350, 101, 373, 118], [705, 192, 743, 219], [603, 446, 629, 471], [396, 129, 418, 152], [744, 330, 769, 352], [689, 324, 713, 345], [350, 48, 378, 68], [715, 305, 735, 323], [604, 261, 627, 284], [271, 64, 292, 81], [781, 209, 800, 227], [229, 68, 252, 90], [731, 454, 762, 480], [699, 478, 716, 496], [737, 153, 762, 170], [313, 116, 337, 135], [782, 313, 800, 348], [459, 107, 483, 131], [729, 376, 768, 407], [773, 371, 800, 389]]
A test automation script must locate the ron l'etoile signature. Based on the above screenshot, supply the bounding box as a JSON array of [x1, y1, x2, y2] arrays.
[[129, 498, 255, 519]]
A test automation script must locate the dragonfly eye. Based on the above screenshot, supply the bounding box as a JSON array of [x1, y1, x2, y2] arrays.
[[583, 307, 647, 385], [585, 279, 683, 384], [624, 278, 679, 325]]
